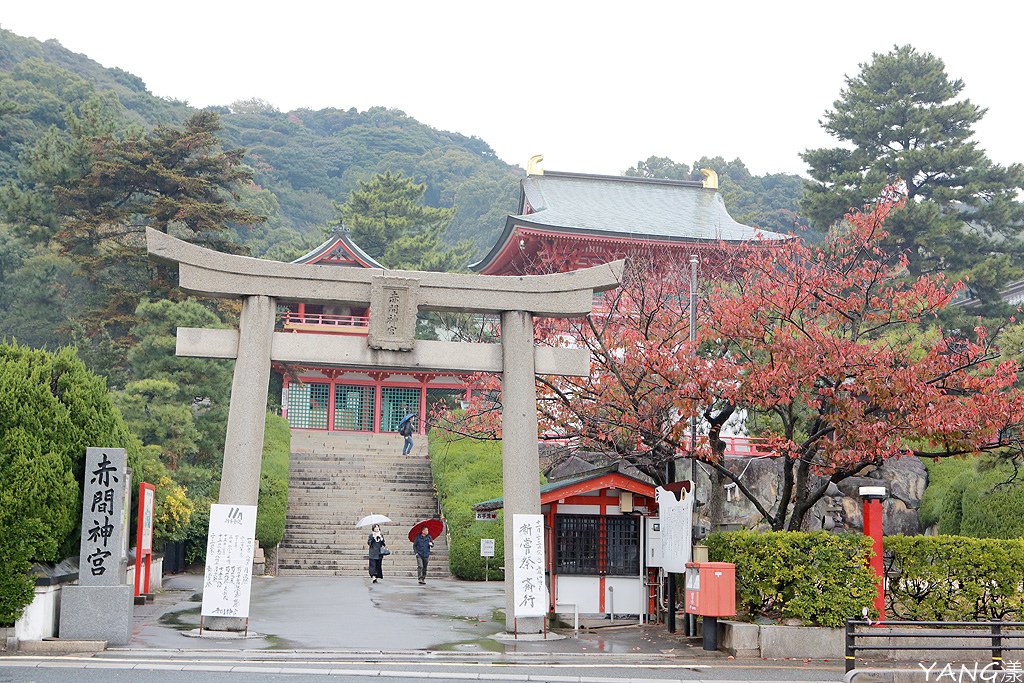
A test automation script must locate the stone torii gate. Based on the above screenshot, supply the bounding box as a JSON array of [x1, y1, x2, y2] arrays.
[[147, 229, 622, 633]]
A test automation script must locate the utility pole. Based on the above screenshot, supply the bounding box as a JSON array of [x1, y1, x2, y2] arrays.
[[670, 255, 699, 636], [687, 254, 699, 637]]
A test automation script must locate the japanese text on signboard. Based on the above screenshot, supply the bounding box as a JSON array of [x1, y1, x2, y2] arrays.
[[141, 486, 155, 553], [512, 514, 545, 617], [78, 448, 129, 586], [201, 504, 258, 619]]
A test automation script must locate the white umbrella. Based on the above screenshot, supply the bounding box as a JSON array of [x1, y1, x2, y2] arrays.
[[356, 514, 392, 528]]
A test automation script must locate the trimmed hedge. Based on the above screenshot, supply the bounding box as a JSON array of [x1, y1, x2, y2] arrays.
[[943, 463, 1024, 539], [182, 412, 290, 563], [706, 530, 877, 628], [886, 535, 1024, 621], [255, 414, 290, 549], [429, 431, 506, 580]]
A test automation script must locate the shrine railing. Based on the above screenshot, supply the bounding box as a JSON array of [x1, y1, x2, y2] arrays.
[[679, 434, 775, 458], [716, 435, 774, 458], [280, 312, 370, 330]]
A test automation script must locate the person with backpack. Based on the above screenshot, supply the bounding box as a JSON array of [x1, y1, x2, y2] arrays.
[[398, 413, 416, 455]]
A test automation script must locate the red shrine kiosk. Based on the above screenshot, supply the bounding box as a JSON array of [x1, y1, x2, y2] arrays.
[[474, 465, 663, 621]]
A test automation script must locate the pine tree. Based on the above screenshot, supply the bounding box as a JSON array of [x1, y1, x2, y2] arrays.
[[336, 170, 473, 271], [801, 45, 1024, 302]]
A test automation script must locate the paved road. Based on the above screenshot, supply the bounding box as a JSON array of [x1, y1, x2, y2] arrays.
[[0, 654, 845, 682], [5, 574, 861, 681]]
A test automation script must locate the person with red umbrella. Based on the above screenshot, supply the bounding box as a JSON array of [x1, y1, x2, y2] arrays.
[[409, 519, 443, 585]]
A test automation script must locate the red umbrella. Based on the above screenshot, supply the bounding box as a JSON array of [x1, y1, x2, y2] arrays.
[[408, 518, 444, 542]]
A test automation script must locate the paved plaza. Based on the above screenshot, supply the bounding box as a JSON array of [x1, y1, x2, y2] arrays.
[[128, 574, 735, 657]]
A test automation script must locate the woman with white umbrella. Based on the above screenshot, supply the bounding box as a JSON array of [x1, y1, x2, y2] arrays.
[[366, 525, 388, 583], [357, 514, 392, 584]]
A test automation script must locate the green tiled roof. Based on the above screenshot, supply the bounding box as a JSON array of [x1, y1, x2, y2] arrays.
[[471, 171, 788, 271], [474, 464, 648, 511]]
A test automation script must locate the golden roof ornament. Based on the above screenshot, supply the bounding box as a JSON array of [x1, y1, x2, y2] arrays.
[[526, 154, 544, 176], [700, 168, 719, 190]]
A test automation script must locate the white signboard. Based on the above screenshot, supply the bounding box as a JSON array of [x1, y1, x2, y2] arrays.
[[475, 511, 498, 521], [141, 487, 155, 553], [512, 514, 546, 617], [480, 538, 495, 558], [201, 503, 258, 618], [655, 486, 693, 573]]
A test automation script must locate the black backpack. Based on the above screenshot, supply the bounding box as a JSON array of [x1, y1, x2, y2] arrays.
[[399, 421, 412, 436]]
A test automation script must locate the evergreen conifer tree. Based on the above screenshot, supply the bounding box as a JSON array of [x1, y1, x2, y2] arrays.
[[801, 45, 1024, 302]]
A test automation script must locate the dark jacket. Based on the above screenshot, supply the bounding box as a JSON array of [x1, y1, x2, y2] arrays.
[[367, 534, 386, 559], [413, 534, 433, 558]]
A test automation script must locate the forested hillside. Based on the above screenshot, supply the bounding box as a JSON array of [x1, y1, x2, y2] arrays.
[[0, 27, 521, 257], [0, 26, 818, 585]]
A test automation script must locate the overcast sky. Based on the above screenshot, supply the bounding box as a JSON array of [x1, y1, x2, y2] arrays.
[[3, 1, 1022, 178]]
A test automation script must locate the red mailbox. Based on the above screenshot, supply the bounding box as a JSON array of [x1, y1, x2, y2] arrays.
[[684, 561, 736, 617]]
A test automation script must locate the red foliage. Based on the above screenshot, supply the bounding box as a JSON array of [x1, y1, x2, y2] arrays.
[[437, 194, 1024, 529]]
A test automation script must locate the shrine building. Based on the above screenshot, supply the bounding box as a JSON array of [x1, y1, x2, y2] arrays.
[[279, 163, 787, 437], [470, 165, 788, 276], [474, 464, 660, 618], [277, 232, 471, 435]]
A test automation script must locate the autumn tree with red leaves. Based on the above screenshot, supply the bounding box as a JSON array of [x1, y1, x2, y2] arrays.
[[440, 195, 1024, 531]]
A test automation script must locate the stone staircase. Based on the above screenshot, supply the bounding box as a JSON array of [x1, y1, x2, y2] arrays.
[[277, 430, 450, 578]]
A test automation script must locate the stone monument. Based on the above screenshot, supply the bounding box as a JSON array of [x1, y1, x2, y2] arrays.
[[59, 447, 133, 645]]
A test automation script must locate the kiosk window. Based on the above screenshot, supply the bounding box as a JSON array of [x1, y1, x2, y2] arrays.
[[555, 514, 640, 576]]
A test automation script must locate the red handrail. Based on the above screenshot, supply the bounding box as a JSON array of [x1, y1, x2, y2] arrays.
[[281, 312, 370, 328]]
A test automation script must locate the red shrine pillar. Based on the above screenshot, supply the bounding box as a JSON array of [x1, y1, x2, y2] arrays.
[[859, 486, 887, 621]]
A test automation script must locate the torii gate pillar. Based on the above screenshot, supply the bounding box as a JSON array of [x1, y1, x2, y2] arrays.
[[500, 310, 542, 632], [219, 295, 276, 507]]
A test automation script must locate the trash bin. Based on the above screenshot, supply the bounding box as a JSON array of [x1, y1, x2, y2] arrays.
[[162, 540, 186, 574]]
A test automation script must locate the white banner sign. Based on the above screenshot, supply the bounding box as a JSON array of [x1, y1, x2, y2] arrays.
[[512, 514, 546, 617], [655, 486, 693, 573], [201, 503, 258, 618], [141, 487, 155, 553], [480, 538, 495, 558]]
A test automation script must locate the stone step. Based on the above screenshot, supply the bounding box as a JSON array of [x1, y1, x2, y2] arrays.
[[276, 556, 449, 568], [279, 538, 449, 548], [283, 527, 441, 536], [277, 570, 450, 579], [277, 566, 449, 576], [281, 428, 446, 578]]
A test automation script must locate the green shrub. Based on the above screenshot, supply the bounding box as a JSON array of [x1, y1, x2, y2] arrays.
[[429, 431, 506, 580], [0, 343, 141, 624], [183, 505, 211, 565], [918, 458, 972, 530], [885, 535, 1024, 621], [255, 414, 290, 549], [925, 458, 1024, 538], [256, 475, 288, 549], [181, 412, 290, 562], [706, 530, 877, 628]]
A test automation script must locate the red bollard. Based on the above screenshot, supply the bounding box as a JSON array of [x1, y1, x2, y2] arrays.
[[858, 486, 886, 622]]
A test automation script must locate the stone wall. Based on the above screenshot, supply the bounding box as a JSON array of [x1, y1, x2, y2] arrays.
[[542, 446, 928, 534], [691, 455, 927, 534]]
